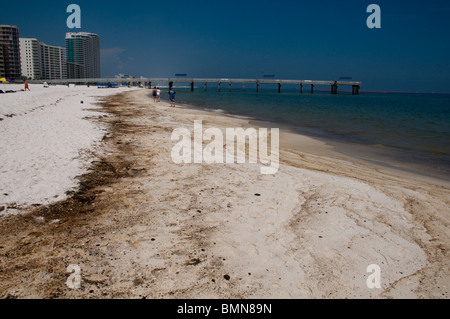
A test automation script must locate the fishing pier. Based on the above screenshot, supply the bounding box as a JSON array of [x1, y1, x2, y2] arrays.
[[35, 78, 362, 95]]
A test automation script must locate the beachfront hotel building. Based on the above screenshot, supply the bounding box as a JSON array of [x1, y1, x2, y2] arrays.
[[20, 38, 67, 80], [20, 38, 40, 80], [0, 25, 21, 80], [0, 41, 6, 78], [65, 32, 100, 79], [39, 42, 67, 80], [66, 62, 84, 79]]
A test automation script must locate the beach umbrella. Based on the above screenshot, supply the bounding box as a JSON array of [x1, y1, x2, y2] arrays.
[[0, 77, 12, 91]]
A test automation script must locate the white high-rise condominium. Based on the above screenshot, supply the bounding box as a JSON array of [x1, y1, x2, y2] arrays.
[[20, 38, 67, 80], [65, 32, 100, 79], [40, 43, 67, 80], [20, 38, 40, 80]]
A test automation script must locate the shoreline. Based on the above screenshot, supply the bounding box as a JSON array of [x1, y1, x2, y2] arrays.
[[0, 89, 449, 299], [166, 93, 450, 189]]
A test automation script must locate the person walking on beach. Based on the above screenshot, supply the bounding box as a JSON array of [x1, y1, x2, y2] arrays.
[[157, 87, 161, 103], [152, 87, 158, 103], [24, 80, 30, 91], [169, 88, 176, 107]]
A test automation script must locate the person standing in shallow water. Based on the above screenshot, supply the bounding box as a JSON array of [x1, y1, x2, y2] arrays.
[[157, 87, 161, 103], [168, 88, 176, 107], [152, 87, 158, 103]]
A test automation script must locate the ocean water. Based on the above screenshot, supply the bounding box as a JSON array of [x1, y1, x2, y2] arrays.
[[160, 86, 450, 180]]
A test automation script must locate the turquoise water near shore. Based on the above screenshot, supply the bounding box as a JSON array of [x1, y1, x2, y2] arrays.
[[159, 87, 450, 180]]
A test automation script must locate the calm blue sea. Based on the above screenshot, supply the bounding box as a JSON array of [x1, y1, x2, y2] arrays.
[[159, 86, 450, 180]]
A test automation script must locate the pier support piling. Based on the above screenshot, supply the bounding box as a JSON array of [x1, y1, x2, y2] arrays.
[[331, 84, 338, 95], [352, 85, 361, 95]]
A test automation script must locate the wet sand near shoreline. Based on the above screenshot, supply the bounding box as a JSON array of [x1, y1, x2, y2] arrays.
[[0, 89, 449, 299]]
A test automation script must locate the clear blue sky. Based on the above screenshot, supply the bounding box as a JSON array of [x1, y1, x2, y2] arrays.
[[1, 0, 449, 92]]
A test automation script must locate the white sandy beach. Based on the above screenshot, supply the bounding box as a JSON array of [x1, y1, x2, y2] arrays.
[[0, 84, 137, 210], [0, 87, 449, 299]]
